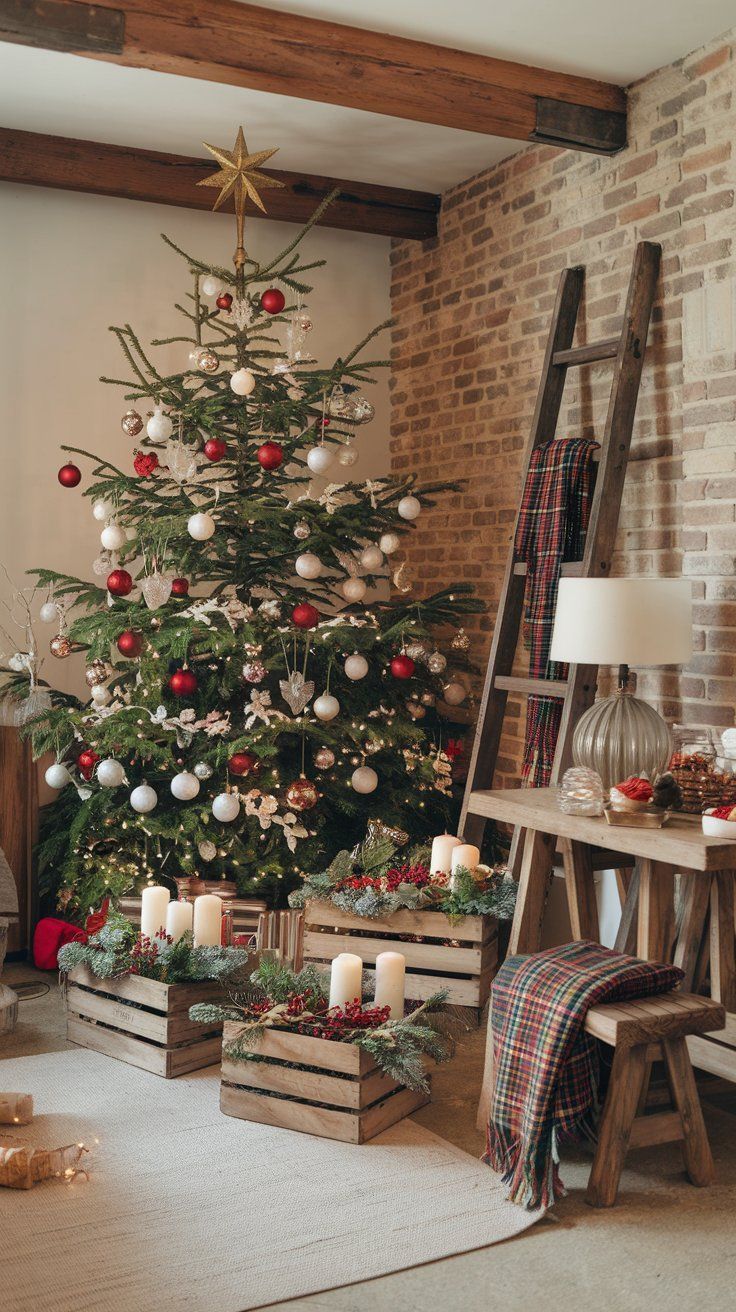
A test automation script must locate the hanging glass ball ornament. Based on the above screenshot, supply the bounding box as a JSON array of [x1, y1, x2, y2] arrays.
[[201, 274, 219, 297], [306, 445, 334, 476], [285, 776, 319, 811], [390, 654, 416, 680], [314, 692, 340, 722], [558, 766, 605, 817], [327, 385, 375, 425], [107, 568, 134, 597], [293, 520, 311, 541], [427, 651, 448, 675], [379, 532, 401, 555], [452, 627, 471, 652], [243, 660, 267, 684], [314, 747, 335, 770], [121, 408, 144, 437], [216, 291, 233, 311], [261, 288, 286, 315], [338, 444, 359, 468], [58, 463, 81, 488], [146, 407, 173, 441], [85, 660, 109, 688], [405, 643, 427, 663], [39, 601, 58, 624], [351, 765, 378, 794], [195, 347, 220, 374], [398, 495, 421, 521], [193, 761, 214, 781]]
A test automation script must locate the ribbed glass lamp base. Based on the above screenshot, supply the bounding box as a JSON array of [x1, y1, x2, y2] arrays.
[[572, 690, 672, 790]]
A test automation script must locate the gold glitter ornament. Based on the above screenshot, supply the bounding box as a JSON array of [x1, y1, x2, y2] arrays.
[[121, 408, 144, 437], [85, 659, 109, 687], [50, 634, 72, 658]]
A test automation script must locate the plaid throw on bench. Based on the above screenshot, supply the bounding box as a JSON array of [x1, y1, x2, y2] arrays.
[[483, 941, 684, 1209]]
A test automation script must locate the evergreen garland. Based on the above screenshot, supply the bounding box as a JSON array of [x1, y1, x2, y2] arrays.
[[58, 908, 251, 983]]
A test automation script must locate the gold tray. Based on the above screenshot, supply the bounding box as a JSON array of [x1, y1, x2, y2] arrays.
[[604, 806, 670, 829]]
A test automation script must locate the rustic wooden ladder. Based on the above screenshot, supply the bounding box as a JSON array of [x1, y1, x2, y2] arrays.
[[459, 240, 661, 859]]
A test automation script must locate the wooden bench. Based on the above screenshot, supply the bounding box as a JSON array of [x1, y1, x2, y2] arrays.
[[584, 991, 725, 1207]]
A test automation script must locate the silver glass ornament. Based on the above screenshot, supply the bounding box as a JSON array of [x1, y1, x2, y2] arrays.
[[427, 651, 447, 674], [195, 347, 220, 374], [85, 659, 109, 687], [198, 839, 217, 862], [194, 762, 214, 780], [314, 747, 335, 770], [141, 570, 173, 610]]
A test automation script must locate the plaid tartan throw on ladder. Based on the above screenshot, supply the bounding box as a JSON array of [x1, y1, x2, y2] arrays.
[[484, 941, 683, 1210], [514, 436, 599, 786]]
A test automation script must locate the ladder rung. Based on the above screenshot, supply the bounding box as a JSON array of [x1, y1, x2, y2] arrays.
[[553, 337, 619, 367], [513, 561, 584, 578], [494, 675, 568, 698]]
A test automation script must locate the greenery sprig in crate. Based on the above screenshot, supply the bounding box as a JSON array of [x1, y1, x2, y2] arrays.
[[58, 906, 251, 983], [192, 958, 454, 1141]]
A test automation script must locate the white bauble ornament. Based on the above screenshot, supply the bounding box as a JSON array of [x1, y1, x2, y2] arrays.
[[427, 651, 447, 675], [443, 680, 467, 706], [45, 762, 70, 790], [341, 577, 366, 603], [306, 445, 334, 475], [100, 523, 127, 552], [170, 771, 201, 801], [130, 782, 158, 814], [201, 274, 219, 297], [351, 766, 378, 794], [314, 693, 340, 722], [212, 791, 241, 822], [92, 497, 114, 523], [344, 653, 368, 682], [360, 545, 383, 571], [338, 445, 359, 468], [97, 758, 125, 788], [90, 683, 111, 706], [146, 407, 173, 441], [295, 552, 322, 580], [188, 511, 216, 541], [398, 495, 421, 521], [230, 368, 256, 396], [379, 532, 401, 555], [39, 601, 58, 624]]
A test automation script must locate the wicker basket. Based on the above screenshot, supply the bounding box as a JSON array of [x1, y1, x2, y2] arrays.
[[670, 763, 736, 815]]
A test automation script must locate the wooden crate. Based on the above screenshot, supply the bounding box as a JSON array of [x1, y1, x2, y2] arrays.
[[220, 1022, 429, 1143], [303, 903, 498, 1018], [65, 965, 224, 1078]]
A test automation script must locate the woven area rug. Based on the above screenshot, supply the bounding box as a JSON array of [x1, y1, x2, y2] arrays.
[[0, 1049, 542, 1312]]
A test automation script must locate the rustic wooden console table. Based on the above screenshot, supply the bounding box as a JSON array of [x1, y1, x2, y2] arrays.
[[474, 788, 736, 1125]]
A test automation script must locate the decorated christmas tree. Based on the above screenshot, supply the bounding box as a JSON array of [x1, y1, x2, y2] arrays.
[[6, 129, 480, 915]]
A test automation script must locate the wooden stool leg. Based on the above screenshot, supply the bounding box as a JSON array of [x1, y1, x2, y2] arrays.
[[662, 1036, 715, 1187], [586, 1043, 648, 1208]]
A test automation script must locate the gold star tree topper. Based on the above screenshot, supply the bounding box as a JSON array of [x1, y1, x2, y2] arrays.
[[198, 127, 284, 266]]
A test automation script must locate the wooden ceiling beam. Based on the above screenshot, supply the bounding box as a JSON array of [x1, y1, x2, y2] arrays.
[[0, 127, 441, 240], [0, 0, 627, 155]]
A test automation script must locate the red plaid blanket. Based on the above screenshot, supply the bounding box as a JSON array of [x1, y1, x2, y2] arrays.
[[483, 941, 683, 1209]]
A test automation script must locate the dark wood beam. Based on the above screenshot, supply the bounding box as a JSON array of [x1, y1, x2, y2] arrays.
[[0, 127, 440, 240], [0, 0, 627, 155]]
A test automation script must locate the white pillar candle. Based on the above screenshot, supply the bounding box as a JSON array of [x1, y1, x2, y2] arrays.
[[328, 953, 363, 1010], [193, 894, 222, 947], [165, 899, 194, 943], [373, 951, 406, 1019], [140, 885, 170, 942], [430, 833, 462, 875], [450, 843, 481, 892]]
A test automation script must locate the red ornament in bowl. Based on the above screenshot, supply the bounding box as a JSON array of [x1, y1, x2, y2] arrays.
[[216, 292, 233, 310], [117, 629, 143, 658], [257, 441, 283, 471], [107, 569, 133, 597], [168, 668, 198, 698], [171, 577, 190, 597], [204, 437, 227, 462], [228, 751, 259, 777], [260, 288, 285, 315], [58, 462, 81, 488], [292, 602, 320, 630], [390, 654, 416, 680]]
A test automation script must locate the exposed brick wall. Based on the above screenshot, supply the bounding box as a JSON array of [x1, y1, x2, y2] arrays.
[[390, 30, 735, 785]]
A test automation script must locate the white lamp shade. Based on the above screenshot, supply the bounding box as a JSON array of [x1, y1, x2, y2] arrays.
[[549, 578, 692, 667]]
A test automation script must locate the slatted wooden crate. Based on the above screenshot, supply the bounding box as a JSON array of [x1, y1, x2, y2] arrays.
[[65, 965, 224, 1078], [220, 1022, 429, 1142], [303, 902, 498, 1018]]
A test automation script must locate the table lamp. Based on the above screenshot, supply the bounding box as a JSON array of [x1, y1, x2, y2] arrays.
[[549, 577, 693, 788]]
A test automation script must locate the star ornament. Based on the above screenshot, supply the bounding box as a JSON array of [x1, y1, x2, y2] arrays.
[[197, 127, 284, 216]]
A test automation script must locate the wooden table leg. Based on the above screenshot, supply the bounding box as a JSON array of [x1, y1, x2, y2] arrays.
[[710, 871, 736, 1012], [560, 837, 599, 941], [637, 860, 675, 962], [614, 864, 640, 955], [673, 872, 711, 992], [507, 828, 556, 955]]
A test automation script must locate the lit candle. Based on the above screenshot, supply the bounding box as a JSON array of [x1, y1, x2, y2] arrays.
[[430, 833, 462, 876], [140, 885, 170, 941], [450, 843, 481, 892], [193, 894, 222, 947], [373, 951, 406, 1019], [328, 953, 363, 1010], [165, 899, 193, 943]]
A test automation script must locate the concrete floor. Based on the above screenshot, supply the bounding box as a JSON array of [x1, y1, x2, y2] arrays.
[[3, 963, 735, 1311]]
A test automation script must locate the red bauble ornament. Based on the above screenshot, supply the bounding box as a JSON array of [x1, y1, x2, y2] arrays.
[[117, 629, 143, 658], [203, 437, 227, 462], [228, 751, 259, 777], [171, 577, 190, 597], [292, 602, 320, 630], [390, 654, 416, 680], [58, 462, 81, 488], [134, 450, 159, 478], [284, 776, 319, 811], [257, 441, 283, 471], [216, 292, 233, 310], [314, 417, 330, 430], [260, 288, 285, 315], [107, 569, 133, 597], [77, 748, 99, 780], [168, 668, 198, 698]]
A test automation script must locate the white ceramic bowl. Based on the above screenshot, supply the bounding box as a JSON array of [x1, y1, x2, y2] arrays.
[[702, 809, 736, 838]]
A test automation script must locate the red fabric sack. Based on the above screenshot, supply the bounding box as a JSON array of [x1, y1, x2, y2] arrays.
[[33, 917, 87, 970]]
